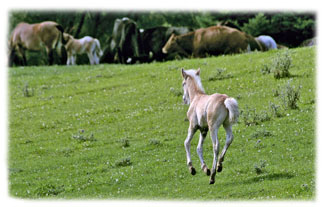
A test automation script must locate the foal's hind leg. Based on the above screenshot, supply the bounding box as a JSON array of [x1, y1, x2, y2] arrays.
[[184, 126, 197, 175], [93, 52, 99, 64], [71, 55, 77, 65], [87, 52, 95, 65], [217, 123, 234, 173], [197, 129, 210, 176], [209, 126, 220, 184]]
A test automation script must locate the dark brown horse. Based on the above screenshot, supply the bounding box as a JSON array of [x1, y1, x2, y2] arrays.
[[162, 25, 262, 58], [9, 21, 65, 66]]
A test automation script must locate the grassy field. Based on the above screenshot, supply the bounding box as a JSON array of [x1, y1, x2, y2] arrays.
[[8, 47, 316, 200]]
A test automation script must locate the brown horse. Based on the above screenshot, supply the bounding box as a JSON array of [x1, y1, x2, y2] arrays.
[[9, 21, 65, 66], [162, 25, 262, 58]]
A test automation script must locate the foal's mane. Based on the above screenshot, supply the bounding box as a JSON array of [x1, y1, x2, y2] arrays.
[[186, 70, 205, 94]]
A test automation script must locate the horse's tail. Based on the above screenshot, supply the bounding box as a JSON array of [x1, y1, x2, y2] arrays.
[[54, 24, 67, 64], [94, 38, 103, 57], [55, 24, 66, 45], [224, 97, 239, 124]]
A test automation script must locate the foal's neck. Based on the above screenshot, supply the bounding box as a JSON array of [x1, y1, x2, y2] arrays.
[[188, 78, 205, 102]]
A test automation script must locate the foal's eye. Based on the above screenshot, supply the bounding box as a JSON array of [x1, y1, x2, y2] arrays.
[[182, 82, 185, 86]]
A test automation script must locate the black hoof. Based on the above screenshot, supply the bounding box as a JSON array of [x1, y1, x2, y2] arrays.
[[189, 167, 196, 175], [203, 165, 211, 176], [217, 163, 223, 172], [209, 179, 215, 184], [206, 168, 211, 176]]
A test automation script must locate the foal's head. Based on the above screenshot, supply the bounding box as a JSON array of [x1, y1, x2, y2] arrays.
[[63, 33, 73, 44], [181, 68, 204, 105]]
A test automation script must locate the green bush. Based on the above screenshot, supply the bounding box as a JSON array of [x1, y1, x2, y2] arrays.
[[241, 107, 271, 126], [272, 51, 292, 79], [115, 157, 132, 167], [22, 82, 34, 97], [261, 64, 271, 75], [242, 13, 272, 37], [71, 129, 96, 142], [280, 80, 301, 109], [208, 68, 233, 81], [269, 13, 315, 47], [241, 13, 315, 47], [269, 102, 284, 117], [119, 138, 130, 148]]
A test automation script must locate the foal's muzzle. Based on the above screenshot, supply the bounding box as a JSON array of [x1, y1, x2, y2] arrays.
[[183, 96, 189, 105]]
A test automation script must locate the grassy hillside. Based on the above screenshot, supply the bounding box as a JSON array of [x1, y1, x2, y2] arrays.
[[8, 47, 316, 200]]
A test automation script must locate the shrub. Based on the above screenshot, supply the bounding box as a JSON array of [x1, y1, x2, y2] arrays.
[[261, 64, 271, 75], [269, 102, 284, 117], [241, 13, 315, 47], [254, 160, 267, 175], [169, 87, 183, 97], [115, 157, 132, 167], [35, 184, 65, 197], [148, 138, 161, 146], [251, 128, 273, 139], [241, 107, 271, 126], [119, 138, 130, 148], [22, 82, 34, 97], [272, 87, 280, 97], [71, 129, 96, 142], [272, 51, 292, 79], [208, 68, 233, 81], [269, 13, 315, 47], [280, 80, 301, 109], [242, 13, 272, 37]]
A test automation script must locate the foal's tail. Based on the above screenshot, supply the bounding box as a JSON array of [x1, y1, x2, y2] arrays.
[[94, 39, 103, 57], [224, 98, 239, 124]]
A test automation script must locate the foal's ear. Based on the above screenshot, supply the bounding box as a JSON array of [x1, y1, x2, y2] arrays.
[[196, 68, 201, 76], [181, 68, 187, 78]]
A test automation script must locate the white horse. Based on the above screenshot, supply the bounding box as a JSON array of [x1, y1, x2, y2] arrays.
[[63, 33, 103, 65], [181, 68, 239, 184], [256, 35, 277, 50]]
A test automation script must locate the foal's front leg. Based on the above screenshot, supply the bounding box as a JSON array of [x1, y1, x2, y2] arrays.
[[184, 126, 197, 175], [66, 55, 71, 65]]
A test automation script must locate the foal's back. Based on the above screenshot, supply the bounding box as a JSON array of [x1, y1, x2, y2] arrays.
[[190, 93, 229, 129], [78, 36, 96, 53], [205, 93, 229, 128]]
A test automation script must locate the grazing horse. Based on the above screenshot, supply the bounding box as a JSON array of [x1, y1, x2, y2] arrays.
[[255, 35, 278, 51], [111, 17, 147, 64], [9, 21, 65, 66], [181, 68, 239, 184], [141, 26, 193, 62], [63, 33, 103, 65], [162, 25, 262, 58]]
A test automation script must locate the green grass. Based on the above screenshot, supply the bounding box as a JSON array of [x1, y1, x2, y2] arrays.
[[8, 47, 316, 200]]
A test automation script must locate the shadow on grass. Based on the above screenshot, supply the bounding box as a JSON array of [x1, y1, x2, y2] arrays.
[[223, 172, 295, 186]]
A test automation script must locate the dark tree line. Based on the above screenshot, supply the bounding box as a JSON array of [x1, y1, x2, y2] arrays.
[[8, 10, 315, 65]]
